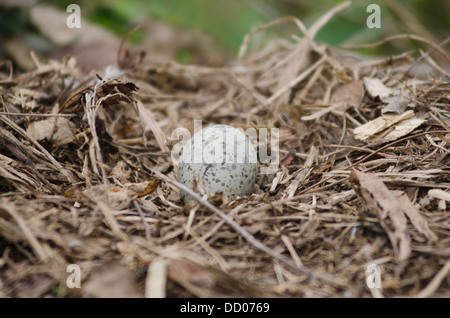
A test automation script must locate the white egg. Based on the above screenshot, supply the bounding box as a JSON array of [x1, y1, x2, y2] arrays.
[[177, 125, 258, 201]]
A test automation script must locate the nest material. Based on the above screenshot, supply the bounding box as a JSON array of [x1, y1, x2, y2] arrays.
[[0, 3, 450, 298]]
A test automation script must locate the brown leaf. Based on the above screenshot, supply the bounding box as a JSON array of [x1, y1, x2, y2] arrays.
[[82, 261, 143, 298], [353, 110, 415, 141], [331, 80, 364, 108], [167, 258, 268, 297], [392, 190, 437, 241], [349, 170, 411, 265], [30, 4, 121, 70], [95, 79, 139, 108], [82, 185, 134, 210], [280, 149, 296, 166], [363, 77, 393, 100], [26, 117, 75, 143], [70, 181, 158, 210], [125, 179, 159, 197]]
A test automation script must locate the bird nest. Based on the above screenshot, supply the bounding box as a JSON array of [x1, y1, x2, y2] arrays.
[[0, 3, 449, 298]]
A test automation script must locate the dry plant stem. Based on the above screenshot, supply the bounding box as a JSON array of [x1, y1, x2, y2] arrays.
[[135, 100, 169, 152], [307, 1, 351, 39], [0, 60, 13, 79], [0, 112, 75, 117], [410, 260, 450, 298], [152, 170, 347, 287], [84, 92, 108, 184], [419, 49, 450, 78], [58, 83, 94, 114], [237, 16, 311, 60], [342, 34, 450, 64], [288, 130, 450, 199], [145, 258, 167, 298], [325, 144, 396, 158], [134, 200, 151, 240], [0, 200, 50, 261], [0, 115, 77, 184], [118, 24, 142, 67], [383, 0, 440, 45], [231, 73, 279, 121], [237, 0, 351, 59], [96, 200, 128, 241], [266, 55, 328, 105]]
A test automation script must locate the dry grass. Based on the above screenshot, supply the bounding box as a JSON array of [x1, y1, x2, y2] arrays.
[[0, 3, 449, 298]]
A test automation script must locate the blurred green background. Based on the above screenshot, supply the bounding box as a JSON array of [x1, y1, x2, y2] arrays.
[[0, 0, 449, 65]]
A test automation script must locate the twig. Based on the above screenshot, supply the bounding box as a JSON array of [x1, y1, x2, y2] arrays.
[[237, 16, 311, 60], [284, 130, 450, 200], [145, 258, 167, 298], [307, 1, 351, 39], [0, 200, 50, 261], [134, 200, 152, 240], [410, 260, 450, 298], [342, 34, 450, 64], [0, 112, 75, 117], [266, 54, 328, 105], [151, 169, 347, 287], [118, 24, 142, 67], [0, 115, 77, 183]]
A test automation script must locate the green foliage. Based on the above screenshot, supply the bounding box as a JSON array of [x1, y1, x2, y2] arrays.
[[110, 0, 270, 53], [0, 7, 28, 37], [86, 7, 145, 43], [79, 0, 447, 56], [6, 0, 448, 60]]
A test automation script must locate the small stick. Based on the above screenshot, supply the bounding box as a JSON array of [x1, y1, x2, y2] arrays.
[[134, 200, 152, 240], [410, 260, 450, 298], [0, 115, 77, 183], [342, 34, 450, 64], [286, 130, 450, 199], [152, 169, 346, 287], [0, 112, 75, 117], [0, 201, 50, 261]]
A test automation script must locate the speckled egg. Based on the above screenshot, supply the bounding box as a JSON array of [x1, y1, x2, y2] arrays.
[[177, 125, 258, 201]]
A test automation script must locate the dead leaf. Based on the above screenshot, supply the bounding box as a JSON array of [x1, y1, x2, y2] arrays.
[[383, 116, 425, 141], [82, 185, 134, 210], [167, 258, 268, 297], [82, 262, 143, 298], [26, 117, 75, 143], [392, 190, 437, 241], [353, 110, 415, 141], [29, 4, 123, 70], [349, 170, 411, 265], [74, 181, 158, 210], [125, 179, 159, 197], [3, 38, 37, 71], [30, 4, 118, 46], [331, 80, 364, 108], [363, 77, 393, 100], [382, 95, 411, 114], [280, 149, 296, 166], [95, 77, 139, 108]]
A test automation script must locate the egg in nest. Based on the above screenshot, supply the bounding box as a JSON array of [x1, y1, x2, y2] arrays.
[[177, 125, 258, 201]]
